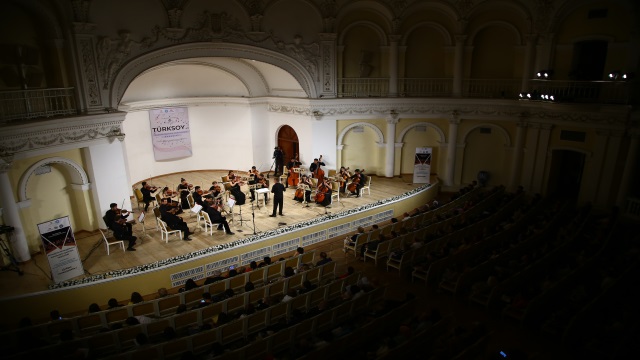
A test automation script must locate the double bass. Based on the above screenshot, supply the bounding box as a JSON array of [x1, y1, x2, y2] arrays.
[[287, 154, 302, 187], [311, 155, 325, 181]]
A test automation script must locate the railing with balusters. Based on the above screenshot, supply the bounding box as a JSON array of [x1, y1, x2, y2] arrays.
[[0, 87, 77, 123]]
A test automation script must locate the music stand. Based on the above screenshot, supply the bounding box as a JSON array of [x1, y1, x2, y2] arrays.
[[296, 184, 311, 208], [256, 187, 270, 208], [248, 184, 262, 209], [137, 211, 151, 238], [231, 198, 251, 232]]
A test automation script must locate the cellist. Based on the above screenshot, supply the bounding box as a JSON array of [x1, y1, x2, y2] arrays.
[[348, 169, 365, 198], [315, 177, 332, 207], [294, 175, 313, 203]]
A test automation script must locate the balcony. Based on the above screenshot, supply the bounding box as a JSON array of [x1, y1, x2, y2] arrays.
[[0, 88, 77, 124], [337, 78, 633, 104]]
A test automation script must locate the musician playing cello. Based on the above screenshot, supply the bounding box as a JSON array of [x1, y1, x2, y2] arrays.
[[315, 177, 333, 207], [348, 169, 366, 198], [294, 175, 313, 203], [104, 203, 137, 251]]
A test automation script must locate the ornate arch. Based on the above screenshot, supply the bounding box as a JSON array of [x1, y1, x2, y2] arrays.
[[111, 42, 317, 107], [338, 21, 389, 46], [337, 122, 384, 146], [467, 20, 523, 45], [397, 122, 445, 143], [402, 21, 453, 46], [18, 157, 90, 202], [461, 123, 511, 147]]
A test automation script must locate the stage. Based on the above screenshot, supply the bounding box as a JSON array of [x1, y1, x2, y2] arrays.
[[0, 170, 429, 298]]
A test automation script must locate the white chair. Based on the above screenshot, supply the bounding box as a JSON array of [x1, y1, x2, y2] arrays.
[[99, 228, 125, 255], [199, 211, 213, 236], [280, 166, 289, 185], [359, 176, 371, 197], [158, 219, 182, 243], [330, 181, 340, 203]]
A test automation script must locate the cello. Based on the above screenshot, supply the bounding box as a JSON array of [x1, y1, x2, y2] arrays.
[[315, 178, 330, 205]]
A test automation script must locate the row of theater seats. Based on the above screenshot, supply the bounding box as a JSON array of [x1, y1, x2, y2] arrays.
[[379, 185, 509, 277], [3, 251, 341, 359], [434, 193, 552, 294]]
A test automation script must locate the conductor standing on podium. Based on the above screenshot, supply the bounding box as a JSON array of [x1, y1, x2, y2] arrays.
[[270, 177, 286, 217]]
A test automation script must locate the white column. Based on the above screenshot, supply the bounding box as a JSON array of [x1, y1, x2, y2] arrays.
[[388, 35, 400, 97], [508, 121, 528, 190], [453, 35, 467, 97], [445, 113, 460, 186], [521, 34, 537, 92], [532, 124, 553, 193], [336, 145, 344, 170], [83, 136, 133, 228], [0, 163, 30, 262], [385, 113, 399, 177], [616, 133, 639, 207]]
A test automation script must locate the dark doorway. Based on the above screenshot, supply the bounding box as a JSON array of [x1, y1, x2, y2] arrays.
[[571, 40, 608, 81], [547, 150, 585, 200], [277, 125, 299, 163]]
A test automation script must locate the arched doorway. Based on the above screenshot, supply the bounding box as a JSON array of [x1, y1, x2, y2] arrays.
[[547, 150, 585, 200], [277, 125, 299, 163]]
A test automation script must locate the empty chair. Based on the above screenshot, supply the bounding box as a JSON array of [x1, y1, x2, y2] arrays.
[[99, 228, 125, 255]]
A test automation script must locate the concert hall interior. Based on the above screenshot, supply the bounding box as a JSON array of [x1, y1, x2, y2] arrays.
[[0, 0, 639, 359]]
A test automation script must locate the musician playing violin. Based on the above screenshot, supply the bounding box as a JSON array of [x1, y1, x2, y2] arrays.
[[201, 196, 235, 235], [248, 166, 269, 203], [161, 188, 183, 214], [209, 181, 223, 198], [177, 178, 193, 210], [104, 203, 137, 251], [140, 181, 158, 212], [315, 177, 333, 207], [228, 170, 246, 205]]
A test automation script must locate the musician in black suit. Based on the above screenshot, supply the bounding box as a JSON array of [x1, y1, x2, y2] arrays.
[[104, 203, 137, 250], [202, 197, 234, 235], [177, 178, 192, 209], [161, 207, 193, 241], [270, 177, 286, 217], [140, 182, 157, 212], [273, 146, 284, 176], [349, 169, 365, 198], [309, 157, 325, 176]]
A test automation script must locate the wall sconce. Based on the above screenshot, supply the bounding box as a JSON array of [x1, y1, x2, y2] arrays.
[[608, 71, 621, 80], [312, 110, 322, 121], [609, 71, 634, 81], [536, 70, 553, 79]]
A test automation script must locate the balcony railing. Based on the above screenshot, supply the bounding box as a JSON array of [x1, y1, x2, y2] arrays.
[[0, 88, 77, 123], [399, 78, 452, 97], [462, 79, 521, 99], [528, 80, 631, 104], [338, 78, 389, 97]]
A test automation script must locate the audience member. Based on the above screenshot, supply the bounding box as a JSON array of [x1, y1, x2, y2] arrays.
[[315, 251, 333, 266]]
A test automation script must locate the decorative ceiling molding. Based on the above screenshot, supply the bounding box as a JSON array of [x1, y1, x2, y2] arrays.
[[0, 113, 126, 157]]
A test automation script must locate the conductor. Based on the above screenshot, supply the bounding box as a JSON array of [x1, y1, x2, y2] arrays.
[[269, 177, 286, 217]]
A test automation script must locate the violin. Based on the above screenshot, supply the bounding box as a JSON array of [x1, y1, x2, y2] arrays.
[[113, 208, 131, 225]]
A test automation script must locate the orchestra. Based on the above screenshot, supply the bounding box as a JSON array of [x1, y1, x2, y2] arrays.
[[130, 154, 370, 246]]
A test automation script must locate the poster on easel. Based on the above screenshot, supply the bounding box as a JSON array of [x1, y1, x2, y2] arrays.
[[38, 216, 84, 283], [413, 147, 432, 184]]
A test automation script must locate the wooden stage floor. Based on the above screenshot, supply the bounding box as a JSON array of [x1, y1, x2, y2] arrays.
[[0, 171, 426, 298]]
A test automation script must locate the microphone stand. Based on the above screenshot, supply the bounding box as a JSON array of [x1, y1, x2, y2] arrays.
[[250, 200, 257, 235]]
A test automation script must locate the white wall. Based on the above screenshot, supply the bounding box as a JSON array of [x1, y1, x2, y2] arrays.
[[123, 105, 254, 183]]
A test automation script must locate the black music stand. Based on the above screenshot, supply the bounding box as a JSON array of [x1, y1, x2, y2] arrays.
[[232, 200, 252, 233], [0, 225, 23, 275]]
